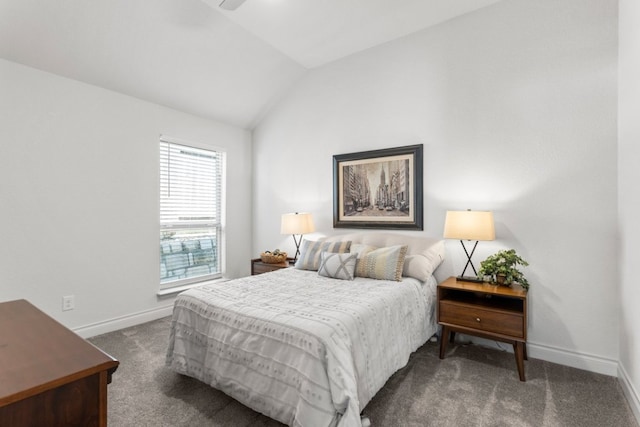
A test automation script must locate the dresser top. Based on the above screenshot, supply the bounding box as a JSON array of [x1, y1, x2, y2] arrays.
[[0, 299, 118, 406]]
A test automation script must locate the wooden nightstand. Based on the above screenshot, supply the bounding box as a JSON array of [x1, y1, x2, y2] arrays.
[[437, 276, 528, 381], [251, 258, 294, 275]]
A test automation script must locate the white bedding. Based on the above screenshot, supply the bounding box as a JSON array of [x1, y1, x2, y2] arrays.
[[166, 268, 437, 427]]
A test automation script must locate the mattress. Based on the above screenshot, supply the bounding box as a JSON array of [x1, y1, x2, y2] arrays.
[[166, 268, 437, 427]]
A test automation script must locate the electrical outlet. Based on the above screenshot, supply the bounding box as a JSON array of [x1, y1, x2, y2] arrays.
[[62, 295, 75, 311]]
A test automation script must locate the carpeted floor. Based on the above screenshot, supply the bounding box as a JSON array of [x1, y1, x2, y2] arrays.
[[88, 317, 638, 427]]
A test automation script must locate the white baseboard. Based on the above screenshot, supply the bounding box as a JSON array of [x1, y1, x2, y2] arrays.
[[73, 304, 174, 338], [619, 363, 640, 425], [527, 340, 619, 376], [458, 335, 619, 376]]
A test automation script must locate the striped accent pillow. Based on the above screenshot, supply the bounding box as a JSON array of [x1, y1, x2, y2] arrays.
[[355, 245, 408, 281], [349, 243, 378, 259], [318, 252, 357, 280], [294, 239, 352, 271]]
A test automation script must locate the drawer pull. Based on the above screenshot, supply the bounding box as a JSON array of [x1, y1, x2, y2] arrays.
[[476, 317, 481, 322]]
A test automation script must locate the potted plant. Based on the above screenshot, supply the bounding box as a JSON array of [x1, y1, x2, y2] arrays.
[[478, 249, 530, 290]]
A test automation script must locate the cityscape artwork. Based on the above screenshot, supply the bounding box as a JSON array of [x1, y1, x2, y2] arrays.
[[333, 145, 423, 230]]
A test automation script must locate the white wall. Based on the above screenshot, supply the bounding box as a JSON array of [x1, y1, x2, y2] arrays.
[[618, 0, 640, 419], [0, 59, 253, 335], [253, 0, 619, 374]]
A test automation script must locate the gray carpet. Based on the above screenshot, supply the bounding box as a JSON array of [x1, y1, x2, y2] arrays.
[[88, 317, 638, 427]]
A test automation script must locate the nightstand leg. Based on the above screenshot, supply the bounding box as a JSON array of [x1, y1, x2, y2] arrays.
[[523, 343, 528, 361], [439, 326, 449, 359], [449, 331, 456, 344], [514, 342, 526, 381]]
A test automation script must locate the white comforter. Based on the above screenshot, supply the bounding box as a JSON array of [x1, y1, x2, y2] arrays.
[[166, 268, 437, 427]]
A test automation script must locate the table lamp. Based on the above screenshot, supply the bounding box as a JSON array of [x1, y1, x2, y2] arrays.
[[281, 212, 315, 263], [443, 210, 495, 282]]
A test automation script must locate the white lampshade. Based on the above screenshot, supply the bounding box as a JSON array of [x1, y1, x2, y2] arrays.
[[281, 212, 315, 235], [443, 210, 495, 241]]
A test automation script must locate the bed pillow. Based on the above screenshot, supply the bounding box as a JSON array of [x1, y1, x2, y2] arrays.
[[295, 239, 352, 271], [325, 233, 445, 281], [349, 243, 378, 259], [355, 245, 408, 281], [318, 252, 357, 280]]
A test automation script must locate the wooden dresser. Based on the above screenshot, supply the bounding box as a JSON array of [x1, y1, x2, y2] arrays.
[[437, 277, 528, 381], [0, 299, 119, 426]]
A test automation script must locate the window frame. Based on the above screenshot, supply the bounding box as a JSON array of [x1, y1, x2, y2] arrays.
[[158, 135, 226, 292]]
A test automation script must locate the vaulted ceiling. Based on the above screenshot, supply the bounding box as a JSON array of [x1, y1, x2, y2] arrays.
[[0, 0, 501, 129]]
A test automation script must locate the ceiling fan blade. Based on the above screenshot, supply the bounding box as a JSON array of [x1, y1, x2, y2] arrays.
[[219, 0, 247, 10]]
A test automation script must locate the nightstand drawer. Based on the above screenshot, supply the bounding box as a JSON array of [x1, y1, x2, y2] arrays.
[[252, 263, 284, 274], [439, 300, 524, 338], [251, 258, 292, 275]]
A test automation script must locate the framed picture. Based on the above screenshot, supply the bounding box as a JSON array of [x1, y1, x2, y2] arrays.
[[333, 144, 423, 230]]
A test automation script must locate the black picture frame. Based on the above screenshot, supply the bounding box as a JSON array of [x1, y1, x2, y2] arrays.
[[333, 144, 423, 230]]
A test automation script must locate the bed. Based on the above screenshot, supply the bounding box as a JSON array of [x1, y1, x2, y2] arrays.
[[166, 233, 445, 427]]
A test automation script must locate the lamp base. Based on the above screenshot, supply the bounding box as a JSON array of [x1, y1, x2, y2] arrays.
[[456, 275, 484, 283], [291, 234, 304, 264]]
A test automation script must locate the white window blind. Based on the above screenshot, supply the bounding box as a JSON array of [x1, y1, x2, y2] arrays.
[[159, 138, 223, 288]]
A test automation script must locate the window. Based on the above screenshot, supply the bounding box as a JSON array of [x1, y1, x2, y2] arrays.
[[159, 137, 224, 290]]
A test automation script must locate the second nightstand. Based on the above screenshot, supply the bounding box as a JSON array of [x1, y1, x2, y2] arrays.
[[251, 258, 294, 275], [437, 276, 528, 381]]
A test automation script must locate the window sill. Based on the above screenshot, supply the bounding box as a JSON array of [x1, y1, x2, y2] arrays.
[[156, 277, 229, 297]]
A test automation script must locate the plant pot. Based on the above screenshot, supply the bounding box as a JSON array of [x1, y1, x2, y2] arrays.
[[495, 274, 511, 286]]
